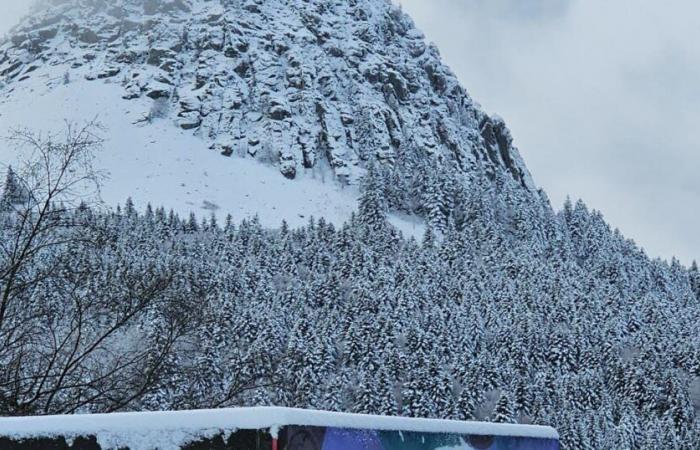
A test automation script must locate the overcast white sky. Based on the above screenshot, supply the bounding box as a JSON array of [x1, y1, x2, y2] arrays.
[[1, 0, 698, 263], [398, 0, 700, 264], [0, 1, 31, 37]]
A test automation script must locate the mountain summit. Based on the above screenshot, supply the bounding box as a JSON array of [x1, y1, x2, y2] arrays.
[[1, 1, 700, 447], [1, 0, 533, 225]]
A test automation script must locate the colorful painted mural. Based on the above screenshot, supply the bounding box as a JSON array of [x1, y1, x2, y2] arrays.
[[282, 426, 560, 450]]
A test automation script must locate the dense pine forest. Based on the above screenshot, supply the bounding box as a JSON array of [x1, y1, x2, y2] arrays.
[[1, 0, 698, 448], [1, 161, 698, 449]]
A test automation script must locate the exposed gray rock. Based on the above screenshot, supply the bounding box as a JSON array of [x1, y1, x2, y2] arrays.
[[147, 48, 174, 67], [0, 0, 538, 214], [97, 66, 120, 79], [146, 87, 170, 100], [78, 29, 99, 44], [177, 111, 201, 129]]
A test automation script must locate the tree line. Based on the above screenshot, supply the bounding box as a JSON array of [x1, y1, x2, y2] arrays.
[[0, 127, 699, 449]]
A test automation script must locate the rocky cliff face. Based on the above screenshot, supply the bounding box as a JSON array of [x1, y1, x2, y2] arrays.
[[1, 0, 534, 197]]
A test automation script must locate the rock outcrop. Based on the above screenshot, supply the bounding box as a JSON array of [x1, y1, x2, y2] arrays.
[[1, 0, 536, 207]]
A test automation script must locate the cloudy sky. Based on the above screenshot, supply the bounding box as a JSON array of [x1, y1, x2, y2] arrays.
[[1, 1, 698, 264], [398, 0, 700, 264], [0, 1, 31, 37]]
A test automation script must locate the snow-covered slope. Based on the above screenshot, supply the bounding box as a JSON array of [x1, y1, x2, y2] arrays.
[[0, 0, 534, 230], [0, 66, 423, 235]]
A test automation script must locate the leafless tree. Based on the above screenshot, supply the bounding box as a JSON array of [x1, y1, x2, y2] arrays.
[[0, 122, 180, 415], [0, 121, 104, 332]]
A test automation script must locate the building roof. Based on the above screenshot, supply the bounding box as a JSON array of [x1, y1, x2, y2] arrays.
[[0, 407, 559, 448]]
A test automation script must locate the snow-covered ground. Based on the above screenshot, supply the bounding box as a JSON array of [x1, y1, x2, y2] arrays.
[[0, 407, 559, 450], [0, 69, 425, 237]]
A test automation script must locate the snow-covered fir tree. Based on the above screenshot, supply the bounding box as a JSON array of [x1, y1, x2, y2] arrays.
[[0, 1, 697, 448], [0, 166, 28, 210], [358, 161, 388, 230], [1, 178, 697, 448]]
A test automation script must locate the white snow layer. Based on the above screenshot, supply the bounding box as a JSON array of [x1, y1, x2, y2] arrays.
[[0, 71, 425, 238], [0, 407, 559, 450]]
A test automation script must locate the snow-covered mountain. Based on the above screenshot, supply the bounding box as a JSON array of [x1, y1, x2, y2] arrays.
[[1, 2, 700, 448], [1, 0, 532, 229]]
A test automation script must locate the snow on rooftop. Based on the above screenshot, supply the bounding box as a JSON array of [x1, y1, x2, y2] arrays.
[[0, 407, 559, 448]]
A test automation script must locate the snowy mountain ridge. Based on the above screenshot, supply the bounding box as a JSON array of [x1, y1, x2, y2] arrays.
[[1, 2, 700, 449], [0, 0, 534, 198]]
